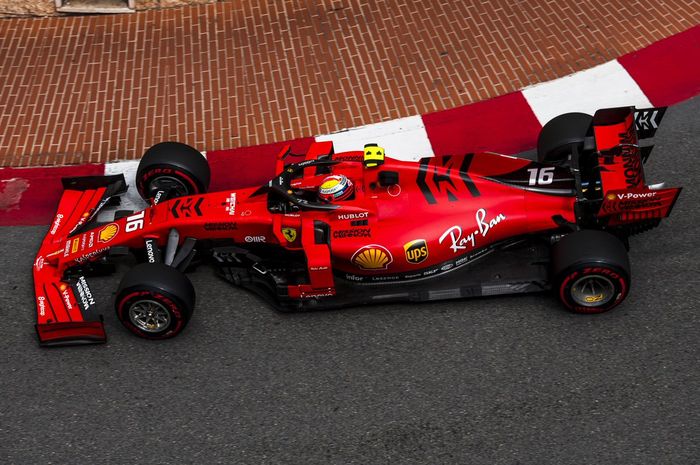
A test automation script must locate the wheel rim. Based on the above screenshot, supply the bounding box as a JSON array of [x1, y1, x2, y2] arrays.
[[128, 299, 171, 333], [148, 175, 190, 198], [570, 275, 616, 307]]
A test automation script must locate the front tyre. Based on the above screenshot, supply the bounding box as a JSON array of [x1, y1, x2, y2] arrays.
[[136, 142, 210, 202], [551, 230, 630, 314], [115, 263, 195, 339]]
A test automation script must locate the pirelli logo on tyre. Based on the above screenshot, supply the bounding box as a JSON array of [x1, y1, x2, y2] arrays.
[[404, 239, 428, 264]]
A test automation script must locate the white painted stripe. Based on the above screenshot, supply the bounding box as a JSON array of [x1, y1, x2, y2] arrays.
[[522, 60, 652, 126], [103, 160, 146, 215], [315, 115, 434, 161]]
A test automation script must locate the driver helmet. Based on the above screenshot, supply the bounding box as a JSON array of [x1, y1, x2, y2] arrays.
[[319, 174, 354, 202]]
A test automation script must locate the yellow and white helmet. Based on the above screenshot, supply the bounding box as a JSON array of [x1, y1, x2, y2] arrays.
[[319, 174, 354, 202]]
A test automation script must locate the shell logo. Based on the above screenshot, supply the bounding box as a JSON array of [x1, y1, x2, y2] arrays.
[[351, 244, 393, 270], [98, 223, 119, 243], [606, 193, 616, 201]]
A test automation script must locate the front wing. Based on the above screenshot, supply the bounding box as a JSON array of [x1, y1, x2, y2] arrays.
[[34, 175, 126, 346]]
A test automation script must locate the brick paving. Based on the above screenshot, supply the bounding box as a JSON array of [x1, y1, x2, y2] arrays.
[[0, 1, 698, 167]]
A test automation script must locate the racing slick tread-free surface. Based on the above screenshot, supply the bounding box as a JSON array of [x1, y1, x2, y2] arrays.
[[115, 262, 196, 338], [537, 112, 593, 164], [136, 142, 211, 199], [551, 230, 631, 278], [551, 230, 631, 312]]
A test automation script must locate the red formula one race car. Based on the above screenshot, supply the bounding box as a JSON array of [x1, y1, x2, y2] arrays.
[[33, 106, 681, 345]]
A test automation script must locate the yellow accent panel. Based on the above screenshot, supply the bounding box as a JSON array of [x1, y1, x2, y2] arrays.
[[363, 144, 385, 167]]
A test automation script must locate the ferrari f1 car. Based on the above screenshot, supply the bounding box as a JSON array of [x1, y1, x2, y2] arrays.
[[33, 106, 681, 345]]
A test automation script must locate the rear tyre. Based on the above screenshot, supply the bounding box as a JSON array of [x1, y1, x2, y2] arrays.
[[551, 230, 630, 314], [537, 113, 592, 165], [115, 263, 195, 339], [136, 142, 210, 202]]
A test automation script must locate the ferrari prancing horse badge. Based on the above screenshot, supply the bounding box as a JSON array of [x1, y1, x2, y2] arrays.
[[282, 227, 297, 242]]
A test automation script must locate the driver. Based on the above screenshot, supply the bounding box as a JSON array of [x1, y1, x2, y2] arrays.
[[318, 174, 354, 202]]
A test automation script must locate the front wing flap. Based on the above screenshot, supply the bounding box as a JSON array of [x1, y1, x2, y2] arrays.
[[34, 271, 105, 346], [598, 187, 682, 225], [33, 174, 126, 346]]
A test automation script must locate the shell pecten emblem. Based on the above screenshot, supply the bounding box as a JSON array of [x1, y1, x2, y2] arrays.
[[98, 223, 119, 243], [351, 244, 393, 270]]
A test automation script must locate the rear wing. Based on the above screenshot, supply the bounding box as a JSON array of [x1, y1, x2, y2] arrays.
[[634, 107, 667, 140], [34, 175, 126, 346], [590, 106, 681, 226]]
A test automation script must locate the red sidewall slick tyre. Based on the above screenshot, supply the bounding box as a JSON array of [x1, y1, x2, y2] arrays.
[[551, 230, 631, 314], [115, 262, 195, 340], [136, 165, 202, 199], [116, 289, 190, 339], [557, 265, 630, 314], [136, 141, 210, 201], [537, 112, 592, 164]]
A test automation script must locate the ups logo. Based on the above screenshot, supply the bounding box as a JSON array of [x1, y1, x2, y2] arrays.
[[404, 239, 428, 264]]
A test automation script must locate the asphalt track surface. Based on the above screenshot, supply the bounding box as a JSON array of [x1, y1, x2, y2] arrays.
[[1, 98, 698, 465]]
